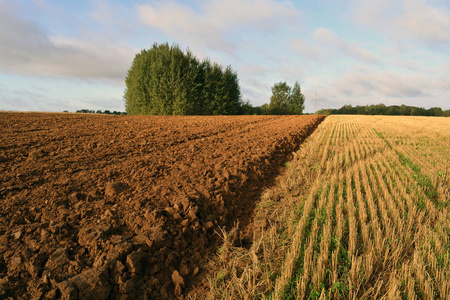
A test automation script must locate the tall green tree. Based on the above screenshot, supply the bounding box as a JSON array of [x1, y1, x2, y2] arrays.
[[124, 43, 243, 115], [288, 81, 305, 114], [270, 81, 291, 114], [269, 81, 305, 115]]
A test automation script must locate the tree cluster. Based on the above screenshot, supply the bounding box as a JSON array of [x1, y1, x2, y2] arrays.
[[257, 81, 305, 115], [124, 43, 244, 115], [317, 104, 449, 117], [75, 109, 126, 115]]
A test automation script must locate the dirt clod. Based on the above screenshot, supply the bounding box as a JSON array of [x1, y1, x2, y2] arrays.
[[172, 270, 185, 297], [126, 251, 145, 274]]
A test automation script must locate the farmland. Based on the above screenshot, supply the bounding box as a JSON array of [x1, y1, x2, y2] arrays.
[[212, 115, 450, 299], [0, 112, 324, 299]]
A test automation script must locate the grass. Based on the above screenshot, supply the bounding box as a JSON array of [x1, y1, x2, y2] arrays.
[[208, 115, 450, 299]]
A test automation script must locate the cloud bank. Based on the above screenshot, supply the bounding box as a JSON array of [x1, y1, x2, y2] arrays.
[[138, 0, 301, 55], [0, 1, 136, 83]]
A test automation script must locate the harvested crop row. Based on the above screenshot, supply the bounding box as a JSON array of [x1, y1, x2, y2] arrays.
[[0, 113, 324, 299], [212, 115, 450, 299]]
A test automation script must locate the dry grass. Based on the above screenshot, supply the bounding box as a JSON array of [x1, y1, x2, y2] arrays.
[[209, 115, 450, 299]]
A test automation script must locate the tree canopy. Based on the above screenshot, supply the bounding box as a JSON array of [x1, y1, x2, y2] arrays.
[[266, 81, 305, 115], [124, 43, 244, 115], [317, 104, 449, 117]]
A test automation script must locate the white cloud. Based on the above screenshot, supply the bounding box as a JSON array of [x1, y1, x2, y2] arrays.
[[312, 28, 379, 63], [353, 0, 450, 50], [89, 0, 117, 26], [353, 0, 401, 27], [332, 67, 424, 98], [0, 1, 136, 83], [397, 0, 450, 45], [204, 0, 299, 31], [138, 0, 301, 55], [290, 39, 323, 60]]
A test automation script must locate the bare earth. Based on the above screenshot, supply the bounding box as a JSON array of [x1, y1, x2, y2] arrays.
[[0, 113, 324, 299]]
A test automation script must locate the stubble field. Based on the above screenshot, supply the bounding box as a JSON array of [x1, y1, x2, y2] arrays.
[[213, 115, 450, 299], [0, 112, 324, 299]]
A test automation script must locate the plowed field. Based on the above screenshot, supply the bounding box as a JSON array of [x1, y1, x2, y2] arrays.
[[0, 113, 324, 299]]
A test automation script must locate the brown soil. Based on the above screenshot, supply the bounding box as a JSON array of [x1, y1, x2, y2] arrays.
[[0, 113, 324, 299]]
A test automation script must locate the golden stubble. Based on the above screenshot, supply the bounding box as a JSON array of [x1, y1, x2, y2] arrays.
[[210, 115, 450, 299]]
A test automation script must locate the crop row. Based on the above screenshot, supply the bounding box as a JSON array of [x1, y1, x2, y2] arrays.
[[213, 115, 450, 299]]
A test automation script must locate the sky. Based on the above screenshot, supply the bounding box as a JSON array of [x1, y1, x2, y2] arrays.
[[1, 0, 449, 113]]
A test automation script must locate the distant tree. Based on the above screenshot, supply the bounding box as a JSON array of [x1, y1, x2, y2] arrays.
[[316, 108, 333, 115], [367, 104, 386, 115], [288, 82, 305, 114], [355, 105, 367, 115], [318, 103, 448, 117], [428, 107, 443, 116], [241, 100, 255, 115], [269, 81, 291, 114], [76, 109, 94, 113], [259, 103, 271, 115], [269, 81, 305, 115], [337, 105, 356, 114], [387, 105, 400, 115], [410, 107, 426, 116], [399, 104, 409, 115]]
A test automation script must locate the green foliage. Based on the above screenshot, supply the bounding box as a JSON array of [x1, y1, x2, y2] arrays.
[[241, 99, 257, 115], [374, 129, 392, 149], [317, 103, 448, 117], [289, 82, 306, 114], [124, 43, 244, 115], [396, 151, 441, 206], [266, 81, 305, 115], [270, 81, 291, 114], [259, 103, 271, 115]]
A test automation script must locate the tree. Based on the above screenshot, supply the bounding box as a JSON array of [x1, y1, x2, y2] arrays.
[[288, 82, 305, 114], [270, 81, 291, 114], [269, 81, 305, 115], [259, 103, 271, 115], [124, 42, 244, 115], [241, 100, 255, 115], [428, 107, 443, 116]]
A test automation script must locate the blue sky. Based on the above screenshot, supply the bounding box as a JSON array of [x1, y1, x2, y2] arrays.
[[1, 0, 449, 113]]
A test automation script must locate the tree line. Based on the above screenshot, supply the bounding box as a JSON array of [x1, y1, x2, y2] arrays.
[[317, 104, 450, 117], [124, 43, 306, 116], [74, 109, 127, 115]]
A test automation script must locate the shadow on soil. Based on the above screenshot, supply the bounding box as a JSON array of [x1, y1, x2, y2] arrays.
[[187, 116, 326, 297]]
